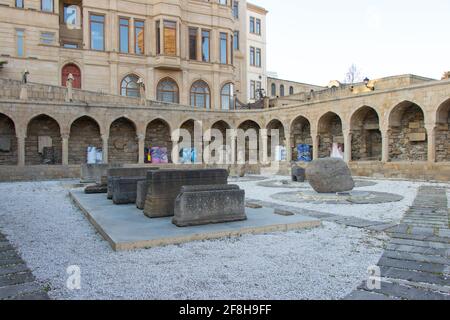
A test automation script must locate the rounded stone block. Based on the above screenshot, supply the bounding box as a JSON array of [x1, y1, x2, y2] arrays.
[[306, 158, 355, 193]]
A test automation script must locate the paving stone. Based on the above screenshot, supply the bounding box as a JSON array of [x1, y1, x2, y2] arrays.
[[0, 258, 23, 267], [0, 282, 44, 299], [366, 223, 399, 232], [0, 245, 14, 253], [390, 233, 450, 244], [380, 267, 450, 287], [0, 264, 29, 276], [0, 251, 20, 260], [383, 250, 450, 266], [0, 272, 35, 287], [358, 280, 450, 300], [8, 291, 50, 300], [344, 289, 397, 300], [378, 257, 445, 274], [439, 229, 450, 238], [389, 238, 449, 250], [386, 243, 448, 257], [408, 227, 437, 237]]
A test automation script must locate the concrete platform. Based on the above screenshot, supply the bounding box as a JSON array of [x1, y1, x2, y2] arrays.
[[69, 189, 321, 251]]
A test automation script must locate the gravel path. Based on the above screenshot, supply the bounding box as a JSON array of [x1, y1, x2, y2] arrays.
[[235, 177, 447, 223], [0, 180, 388, 300]]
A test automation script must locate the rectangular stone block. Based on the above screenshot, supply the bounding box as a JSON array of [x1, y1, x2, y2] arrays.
[[143, 169, 228, 218], [107, 167, 159, 199], [173, 185, 246, 227], [112, 177, 146, 205], [136, 180, 148, 210], [81, 164, 122, 184], [408, 133, 426, 142]]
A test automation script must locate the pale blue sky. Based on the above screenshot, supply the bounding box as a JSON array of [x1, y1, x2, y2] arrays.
[[254, 0, 450, 85]]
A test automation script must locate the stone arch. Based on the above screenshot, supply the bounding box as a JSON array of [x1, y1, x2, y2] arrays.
[[266, 119, 286, 160], [69, 116, 102, 164], [209, 120, 232, 161], [317, 112, 343, 158], [238, 120, 261, 163], [108, 117, 138, 164], [388, 101, 427, 162], [26, 114, 62, 165], [145, 118, 173, 163], [0, 113, 18, 165], [350, 106, 382, 161], [290, 115, 312, 161], [435, 98, 450, 162]]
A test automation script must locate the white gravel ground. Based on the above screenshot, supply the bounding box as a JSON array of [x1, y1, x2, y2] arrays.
[[0, 180, 389, 300], [236, 176, 450, 223]]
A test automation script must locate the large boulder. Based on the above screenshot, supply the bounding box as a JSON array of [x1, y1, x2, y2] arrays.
[[306, 158, 355, 193]]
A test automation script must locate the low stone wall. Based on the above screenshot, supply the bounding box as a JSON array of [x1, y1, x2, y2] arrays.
[[349, 161, 450, 181], [0, 165, 80, 182]]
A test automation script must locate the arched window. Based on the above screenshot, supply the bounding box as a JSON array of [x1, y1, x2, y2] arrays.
[[190, 80, 210, 109], [280, 85, 285, 97], [157, 78, 179, 103], [62, 63, 81, 89], [120, 74, 140, 97], [289, 86, 294, 95], [271, 83, 276, 96], [221, 83, 234, 110]]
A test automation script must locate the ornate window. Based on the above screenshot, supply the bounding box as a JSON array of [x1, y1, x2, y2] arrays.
[[190, 80, 210, 109], [121, 74, 140, 97], [157, 78, 179, 103], [221, 83, 234, 110]]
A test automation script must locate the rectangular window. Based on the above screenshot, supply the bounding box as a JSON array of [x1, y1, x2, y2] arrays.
[[201, 30, 210, 62], [232, 1, 239, 19], [40, 32, 55, 45], [249, 17, 255, 33], [230, 34, 234, 65], [256, 48, 261, 67], [156, 21, 160, 54], [16, 0, 24, 8], [41, 0, 53, 12], [250, 47, 255, 66], [135, 20, 145, 55], [233, 31, 239, 50], [90, 14, 105, 51], [220, 32, 227, 64], [119, 18, 129, 53], [63, 43, 78, 49], [189, 27, 198, 60], [16, 30, 24, 57], [256, 18, 261, 35], [250, 80, 255, 100], [256, 81, 262, 99], [163, 20, 177, 56]]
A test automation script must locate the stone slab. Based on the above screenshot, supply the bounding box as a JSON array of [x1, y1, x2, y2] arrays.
[[107, 167, 159, 199], [69, 189, 321, 251], [143, 169, 228, 218], [112, 176, 146, 205], [136, 180, 148, 210], [173, 185, 246, 227]]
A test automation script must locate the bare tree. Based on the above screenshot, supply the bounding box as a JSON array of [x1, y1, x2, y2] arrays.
[[344, 64, 363, 84]]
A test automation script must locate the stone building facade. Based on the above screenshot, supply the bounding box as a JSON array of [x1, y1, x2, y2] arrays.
[[1, 74, 450, 181], [0, 0, 264, 108]]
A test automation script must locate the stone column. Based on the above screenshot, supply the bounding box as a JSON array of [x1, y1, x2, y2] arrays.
[[17, 135, 26, 166], [381, 129, 389, 162], [343, 129, 352, 163], [171, 137, 180, 164], [312, 132, 319, 160], [61, 134, 70, 165], [102, 135, 109, 164], [229, 132, 237, 165], [260, 129, 268, 165], [426, 125, 436, 163], [137, 134, 145, 164], [285, 129, 292, 162]]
